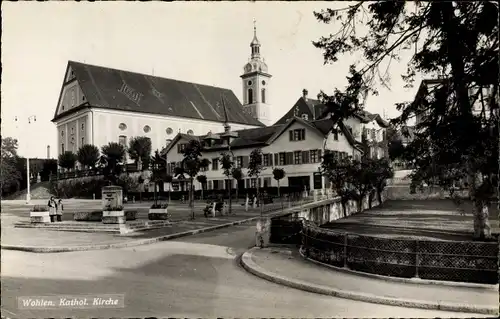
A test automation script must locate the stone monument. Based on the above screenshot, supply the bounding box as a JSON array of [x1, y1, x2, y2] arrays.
[[102, 185, 125, 224]]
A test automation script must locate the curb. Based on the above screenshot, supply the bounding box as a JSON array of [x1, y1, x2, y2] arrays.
[[298, 247, 499, 291], [1, 215, 264, 253], [240, 248, 497, 316], [0, 208, 295, 253]]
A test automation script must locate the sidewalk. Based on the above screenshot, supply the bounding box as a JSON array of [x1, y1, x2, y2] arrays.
[[0, 200, 308, 252], [241, 247, 498, 315]]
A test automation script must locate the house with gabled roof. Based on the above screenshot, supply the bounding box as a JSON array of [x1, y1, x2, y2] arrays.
[[163, 116, 363, 193], [274, 89, 390, 159]]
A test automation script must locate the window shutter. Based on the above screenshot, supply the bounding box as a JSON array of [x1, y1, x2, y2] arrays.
[[208, 180, 213, 190], [274, 153, 279, 166], [286, 152, 293, 165], [289, 130, 293, 141], [318, 149, 322, 161], [243, 156, 249, 168], [302, 151, 309, 164]]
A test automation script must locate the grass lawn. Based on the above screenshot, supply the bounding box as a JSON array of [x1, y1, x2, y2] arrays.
[[322, 200, 499, 241]]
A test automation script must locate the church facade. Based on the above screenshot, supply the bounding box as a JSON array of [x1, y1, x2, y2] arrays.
[[52, 25, 272, 160]]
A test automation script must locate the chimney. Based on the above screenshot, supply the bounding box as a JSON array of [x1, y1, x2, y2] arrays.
[[47, 145, 50, 159], [302, 89, 308, 99]]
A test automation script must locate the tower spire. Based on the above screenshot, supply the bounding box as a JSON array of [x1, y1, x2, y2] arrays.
[[250, 19, 261, 58]]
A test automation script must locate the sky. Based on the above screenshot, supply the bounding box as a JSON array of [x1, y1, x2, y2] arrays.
[[2, 2, 421, 159]]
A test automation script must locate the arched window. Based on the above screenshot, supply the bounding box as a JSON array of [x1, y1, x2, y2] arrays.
[[261, 88, 266, 103], [248, 88, 253, 104]]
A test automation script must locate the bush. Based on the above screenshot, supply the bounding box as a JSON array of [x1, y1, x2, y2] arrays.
[[150, 203, 168, 209], [125, 210, 137, 221], [74, 210, 136, 221], [74, 211, 102, 221], [32, 205, 48, 212], [104, 206, 123, 211]]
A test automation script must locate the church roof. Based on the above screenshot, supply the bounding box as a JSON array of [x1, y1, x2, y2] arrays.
[[52, 61, 264, 127]]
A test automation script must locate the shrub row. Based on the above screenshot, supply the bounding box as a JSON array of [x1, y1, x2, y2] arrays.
[[73, 210, 137, 221], [51, 176, 309, 200]]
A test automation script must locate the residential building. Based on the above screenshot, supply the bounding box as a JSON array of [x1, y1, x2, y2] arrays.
[[414, 78, 495, 127], [163, 116, 363, 193], [275, 89, 390, 159]]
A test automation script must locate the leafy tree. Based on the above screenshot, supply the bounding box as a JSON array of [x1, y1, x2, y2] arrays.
[[77, 144, 100, 169], [231, 167, 244, 202], [320, 150, 353, 215], [313, 2, 498, 239], [128, 136, 152, 170], [272, 167, 286, 197], [150, 150, 167, 206], [0, 158, 21, 196], [220, 152, 235, 214], [178, 139, 209, 219], [196, 175, 207, 200], [116, 174, 139, 197], [164, 174, 173, 204], [100, 142, 126, 185], [346, 159, 376, 212], [39, 159, 58, 181], [0, 137, 21, 196], [388, 138, 405, 161], [366, 158, 394, 207], [58, 151, 77, 171], [2, 137, 19, 158], [248, 148, 265, 215], [137, 175, 145, 201]]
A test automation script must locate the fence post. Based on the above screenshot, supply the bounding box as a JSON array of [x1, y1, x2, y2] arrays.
[[414, 240, 420, 278], [343, 233, 348, 268]]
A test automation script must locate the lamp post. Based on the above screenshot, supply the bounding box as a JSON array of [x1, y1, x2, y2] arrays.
[[19, 115, 37, 204], [228, 146, 234, 215]]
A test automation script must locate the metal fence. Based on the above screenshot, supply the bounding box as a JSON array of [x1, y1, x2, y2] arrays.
[[269, 212, 304, 245], [301, 222, 498, 284]]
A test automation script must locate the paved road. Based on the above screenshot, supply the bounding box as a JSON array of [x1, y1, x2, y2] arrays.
[[1, 222, 487, 318]]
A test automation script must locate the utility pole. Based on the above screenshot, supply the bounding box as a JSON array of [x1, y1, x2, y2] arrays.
[[25, 115, 37, 204]]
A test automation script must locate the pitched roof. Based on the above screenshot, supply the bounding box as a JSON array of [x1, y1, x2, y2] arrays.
[[275, 94, 389, 128], [164, 116, 362, 155], [274, 97, 327, 125], [52, 61, 264, 127]]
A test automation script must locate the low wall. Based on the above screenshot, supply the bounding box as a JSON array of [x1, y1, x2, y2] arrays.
[[294, 194, 384, 225], [269, 193, 385, 245]]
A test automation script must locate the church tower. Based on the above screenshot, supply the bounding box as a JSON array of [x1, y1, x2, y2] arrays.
[[241, 20, 272, 126]]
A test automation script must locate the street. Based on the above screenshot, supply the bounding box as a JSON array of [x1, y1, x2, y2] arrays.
[[1, 222, 488, 318]]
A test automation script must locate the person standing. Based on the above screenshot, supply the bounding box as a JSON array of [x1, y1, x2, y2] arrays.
[[56, 199, 63, 222], [48, 196, 56, 222]]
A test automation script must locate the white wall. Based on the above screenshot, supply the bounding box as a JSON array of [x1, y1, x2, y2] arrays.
[[344, 116, 363, 142], [324, 127, 360, 158], [92, 108, 260, 161], [166, 120, 359, 190]]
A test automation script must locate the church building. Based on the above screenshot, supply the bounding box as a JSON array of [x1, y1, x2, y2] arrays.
[[51, 23, 272, 159]]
